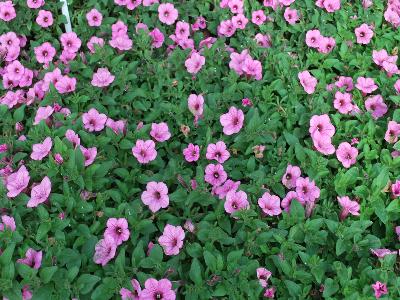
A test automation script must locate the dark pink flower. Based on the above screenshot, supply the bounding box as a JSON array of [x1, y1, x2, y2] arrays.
[[132, 140, 157, 164], [256, 267, 272, 287], [204, 163, 227, 186], [282, 165, 301, 189], [337, 196, 360, 220], [371, 281, 388, 299], [120, 279, 141, 300], [140, 278, 176, 300], [183, 144, 200, 162], [17, 248, 42, 269], [104, 218, 130, 246]]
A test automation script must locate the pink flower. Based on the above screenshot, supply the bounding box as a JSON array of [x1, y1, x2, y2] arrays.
[[391, 180, 400, 198], [336, 142, 358, 168], [305, 30, 322, 48], [371, 281, 388, 299], [385, 121, 400, 144], [264, 287, 276, 298], [213, 179, 241, 199], [309, 114, 335, 140], [86, 8, 102, 26], [337, 196, 360, 220], [318, 37, 336, 53], [0, 143, 8, 153], [140, 278, 176, 300], [224, 190, 249, 214], [334, 91, 353, 114], [60, 32, 81, 53], [27, 0, 44, 9], [106, 118, 126, 135], [218, 19, 236, 37], [110, 35, 133, 51], [183, 143, 200, 162], [232, 14, 248, 30], [150, 122, 171, 142], [91, 68, 115, 87], [252, 10, 266, 25], [284, 7, 300, 24], [281, 191, 305, 212], [0, 1, 16, 21], [5, 60, 24, 81], [132, 140, 157, 164], [82, 108, 107, 132], [27, 176, 51, 208], [395, 226, 400, 240], [158, 3, 178, 25], [282, 165, 301, 189], [17, 248, 42, 269], [204, 163, 227, 186], [365, 95, 387, 119], [188, 94, 204, 116], [322, 0, 341, 12], [362, 0, 373, 8], [120, 279, 141, 300], [104, 218, 130, 246], [192, 16, 206, 31], [355, 77, 378, 94], [65, 129, 80, 147], [6, 165, 30, 198], [141, 181, 169, 213], [335, 76, 354, 91], [93, 236, 117, 266], [55, 76, 76, 94], [87, 36, 105, 53], [298, 71, 318, 94], [220, 106, 244, 135], [295, 177, 320, 203], [242, 98, 253, 107], [175, 21, 190, 40], [0, 215, 16, 231], [33, 106, 54, 125], [395, 79, 400, 94], [256, 267, 272, 287], [355, 23, 374, 44], [258, 192, 282, 216], [31, 137, 52, 160], [185, 52, 205, 74], [206, 141, 230, 163], [36, 10, 53, 27], [149, 28, 164, 48], [54, 153, 64, 164], [228, 0, 243, 14], [158, 224, 185, 256], [370, 248, 397, 258], [80, 146, 97, 166], [313, 136, 336, 155]]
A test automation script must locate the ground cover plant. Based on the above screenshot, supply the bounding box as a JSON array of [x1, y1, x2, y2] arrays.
[[0, 0, 400, 299]]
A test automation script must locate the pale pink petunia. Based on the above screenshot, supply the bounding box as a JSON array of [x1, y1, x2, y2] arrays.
[[93, 236, 117, 266], [54, 76, 76, 94], [80, 146, 97, 166], [305, 29, 322, 48], [91, 68, 115, 87], [252, 10, 266, 25], [355, 23, 374, 44], [158, 224, 185, 256], [30, 137, 52, 160], [204, 163, 227, 186], [224, 190, 249, 214], [313, 136, 336, 155], [295, 177, 320, 203], [385, 121, 400, 143], [206, 141, 230, 164], [256, 267, 272, 287], [355, 77, 378, 94], [158, 3, 178, 25], [370, 248, 397, 258], [337, 196, 360, 220], [298, 71, 318, 94], [0, 215, 16, 231], [86, 8, 102, 27], [150, 122, 171, 142], [104, 218, 130, 246], [258, 192, 282, 216], [36, 10, 53, 27], [141, 181, 169, 213], [82, 108, 108, 132], [188, 94, 204, 116], [183, 143, 200, 162], [17, 248, 42, 269], [27, 176, 51, 208], [132, 140, 157, 164], [213, 179, 241, 199], [365, 95, 388, 119], [60, 32, 81, 53], [140, 278, 176, 300], [334, 91, 353, 114], [220, 106, 244, 135], [65, 129, 80, 147], [149, 28, 165, 48], [309, 114, 336, 140], [281, 191, 305, 212], [336, 142, 358, 168], [284, 7, 300, 24], [282, 165, 301, 189], [185, 52, 205, 74], [232, 14, 248, 30], [120, 279, 141, 300], [6, 165, 30, 198]]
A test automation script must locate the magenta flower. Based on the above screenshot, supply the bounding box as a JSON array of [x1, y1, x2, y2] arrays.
[[17, 248, 42, 269], [204, 163, 227, 186], [104, 218, 130, 246], [0, 215, 16, 231], [213, 179, 241, 199], [264, 287, 276, 299], [336, 142, 358, 168], [206, 141, 230, 163], [334, 91, 353, 114], [218, 19, 236, 37], [390, 180, 400, 198], [93, 236, 117, 266], [36, 10, 53, 27], [282, 165, 301, 189], [220, 106, 244, 135], [256, 267, 272, 288], [140, 278, 176, 300], [158, 3, 178, 25], [355, 23, 374, 44], [175, 21, 190, 40], [258, 192, 282, 216], [355, 77, 378, 94], [183, 143, 200, 162], [80, 146, 97, 167], [31, 137, 52, 161], [309, 114, 336, 140], [27, 176, 51, 208], [365, 95, 388, 119], [91, 68, 115, 87], [150, 122, 171, 142], [120, 279, 141, 300], [281, 191, 305, 212], [82, 108, 107, 132], [158, 224, 185, 256], [224, 190, 249, 214], [337, 196, 360, 220], [298, 71, 318, 94], [319, 36, 336, 54], [371, 281, 388, 299], [295, 177, 320, 203], [86, 8, 102, 27], [132, 140, 157, 164], [6, 165, 30, 198], [188, 94, 204, 116], [141, 181, 169, 213], [185, 52, 205, 74]]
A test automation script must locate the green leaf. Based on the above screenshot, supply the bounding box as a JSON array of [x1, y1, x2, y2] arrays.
[[189, 258, 203, 285], [40, 266, 58, 283], [77, 274, 101, 294]]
